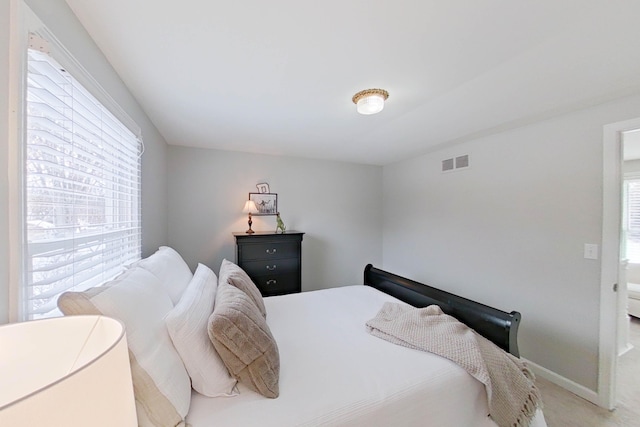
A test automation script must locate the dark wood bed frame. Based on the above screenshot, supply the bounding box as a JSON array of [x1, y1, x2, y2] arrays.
[[363, 264, 521, 357]]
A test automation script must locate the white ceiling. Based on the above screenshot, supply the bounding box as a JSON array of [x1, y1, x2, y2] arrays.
[[63, 0, 640, 165]]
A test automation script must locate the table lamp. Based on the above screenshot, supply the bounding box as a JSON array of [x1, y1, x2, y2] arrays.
[[243, 200, 259, 234], [0, 315, 137, 426]]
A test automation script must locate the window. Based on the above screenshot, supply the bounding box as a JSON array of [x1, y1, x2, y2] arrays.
[[23, 44, 142, 320], [623, 178, 640, 263]]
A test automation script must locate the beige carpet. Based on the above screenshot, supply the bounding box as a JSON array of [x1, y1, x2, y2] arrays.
[[536, 317, 640, 427]]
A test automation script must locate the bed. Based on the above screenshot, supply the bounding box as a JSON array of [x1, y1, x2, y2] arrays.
[[189, 264, 546, 427], [58, 248, 546, 427]]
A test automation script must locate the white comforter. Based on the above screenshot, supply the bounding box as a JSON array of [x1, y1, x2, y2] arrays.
[[187, 285, 547, 427]]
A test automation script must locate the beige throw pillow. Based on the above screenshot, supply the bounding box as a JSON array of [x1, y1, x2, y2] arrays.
[[208, 282, 280, 398], [219, 259, 267, 318]]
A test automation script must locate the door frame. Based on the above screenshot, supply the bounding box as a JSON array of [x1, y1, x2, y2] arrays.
[[600, 116, 640, 409]]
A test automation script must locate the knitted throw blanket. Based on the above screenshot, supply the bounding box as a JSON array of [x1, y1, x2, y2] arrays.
[[366, 303, 540, 427]]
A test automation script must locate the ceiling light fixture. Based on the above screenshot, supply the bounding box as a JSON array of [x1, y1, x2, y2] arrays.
[[352, 88, 389, 115]]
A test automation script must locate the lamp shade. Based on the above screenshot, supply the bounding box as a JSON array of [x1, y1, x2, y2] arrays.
[[243, 200, 258, 214], [0, 315, 137, 426]]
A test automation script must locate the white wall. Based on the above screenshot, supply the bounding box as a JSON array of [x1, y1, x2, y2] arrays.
[[168, 147, 383, 289], [0, 0, 11, 324], [383, 94, 640, 391], [623, 159, 640, 174]]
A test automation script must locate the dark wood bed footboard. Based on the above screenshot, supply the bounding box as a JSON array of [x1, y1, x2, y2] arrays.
[[363, 264, 521, 357]]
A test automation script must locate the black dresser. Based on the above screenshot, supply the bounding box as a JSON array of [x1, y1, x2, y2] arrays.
[[233, 231, 304, 296]]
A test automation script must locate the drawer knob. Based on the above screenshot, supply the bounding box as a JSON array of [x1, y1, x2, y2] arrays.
[[266, 265, 277, 271], [266, 248, 277, 254], [266, 279, 277, 285]]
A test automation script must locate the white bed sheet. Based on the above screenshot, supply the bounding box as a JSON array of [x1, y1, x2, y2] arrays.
[[187, 285, 547, 427]]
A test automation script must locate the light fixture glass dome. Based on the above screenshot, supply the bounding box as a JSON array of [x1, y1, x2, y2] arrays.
[[352, 89, 389, 115]]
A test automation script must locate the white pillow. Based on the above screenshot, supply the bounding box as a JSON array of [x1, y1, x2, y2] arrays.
[[136, 246, 193, 304], [166, 263, 238, 397], [58, 268, 191, 427]]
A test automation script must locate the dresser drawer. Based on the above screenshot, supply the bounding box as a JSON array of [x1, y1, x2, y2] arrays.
[[241, 257, 299, 278], [239, 241, 299, 261], [253, 272, 299, 296], [233, 231, 304, 297]]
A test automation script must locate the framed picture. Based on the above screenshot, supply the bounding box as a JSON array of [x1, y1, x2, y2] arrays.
[[256, 182, 270, 193], [249, 192, 277, 216]]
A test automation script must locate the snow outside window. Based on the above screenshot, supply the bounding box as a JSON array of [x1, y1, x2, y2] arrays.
[[23, 48, 142, 319]]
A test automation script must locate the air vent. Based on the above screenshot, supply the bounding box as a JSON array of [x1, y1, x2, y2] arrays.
[[455, 155, 469, 169], [442, 155, 470, 173], [442, 158, 454, 172]]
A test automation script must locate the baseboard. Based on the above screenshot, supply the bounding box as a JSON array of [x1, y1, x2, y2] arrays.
[[524, 358, 601, 407]]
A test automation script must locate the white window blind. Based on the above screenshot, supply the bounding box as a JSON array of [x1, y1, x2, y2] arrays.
[[24, 48, 142, 319], [623, 179, 640, 263]]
